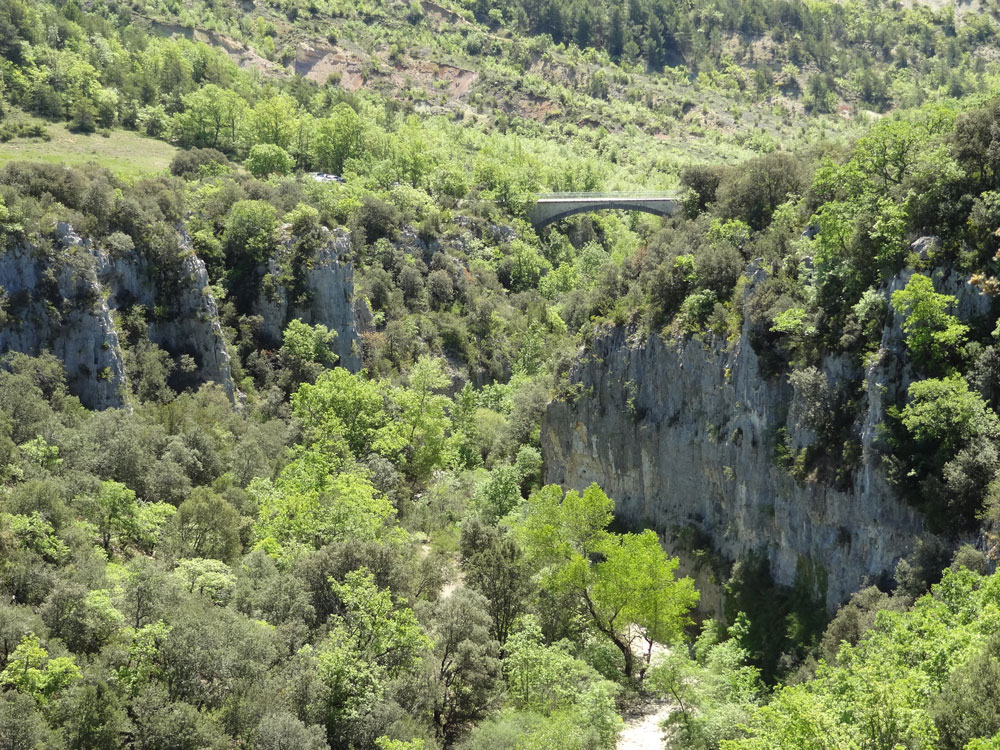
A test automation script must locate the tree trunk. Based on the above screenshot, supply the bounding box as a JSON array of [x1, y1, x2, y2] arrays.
[[582, 590, 636, 683], [616, 636, 634, 684]]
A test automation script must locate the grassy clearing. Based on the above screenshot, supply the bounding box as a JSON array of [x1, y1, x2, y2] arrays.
[[0, 122, 177, 179]]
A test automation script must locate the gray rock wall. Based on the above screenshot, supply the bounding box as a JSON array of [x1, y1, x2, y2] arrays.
[[0, 226, 235, 408], [0, 235, 128, 409], [0, 223, 365, 408], [253, 228, 361, 372], [99, 232, 235, 402], [541, 266, 988, 611]]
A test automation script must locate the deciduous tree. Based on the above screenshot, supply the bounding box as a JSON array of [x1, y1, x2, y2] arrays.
[[513, 484, 698, 684]]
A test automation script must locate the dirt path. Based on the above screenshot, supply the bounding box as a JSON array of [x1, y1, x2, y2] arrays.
[[420, 542, 463, 599], [440, 568, 464, 599], [617, 698, 672, 750]]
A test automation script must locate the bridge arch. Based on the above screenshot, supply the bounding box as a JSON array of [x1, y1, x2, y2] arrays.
[[529, 192, 681, 228]]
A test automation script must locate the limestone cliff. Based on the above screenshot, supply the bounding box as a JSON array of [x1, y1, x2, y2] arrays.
[[541, 264, 990, 611], [0, 225, 235, 407], [0, 237, 127, 409], [0, 223, 365, 407], [253, 227, 361, 372], [98, 228, 236, 401]]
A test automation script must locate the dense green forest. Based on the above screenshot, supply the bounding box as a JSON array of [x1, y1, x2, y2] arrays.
[[5, 0, 1000, 747]]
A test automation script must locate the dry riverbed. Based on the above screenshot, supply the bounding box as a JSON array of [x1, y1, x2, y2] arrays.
[[617, 697, 673, 750]]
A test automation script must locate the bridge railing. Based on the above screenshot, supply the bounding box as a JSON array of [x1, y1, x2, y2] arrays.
[[534, 191, 679, 200]]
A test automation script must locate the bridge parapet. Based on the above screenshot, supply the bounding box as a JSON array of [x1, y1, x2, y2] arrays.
[[535, 191, 678, 199]]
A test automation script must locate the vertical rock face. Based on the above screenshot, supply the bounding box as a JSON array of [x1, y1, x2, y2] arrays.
[[157, 251, 235, 400], [253, 227, 361, 372], [0, 222, 365, 408], [0, 225, 236, 408], [97, 231, 236, 402], [541, 267, 987, 611], [0, 233, 128, 409]]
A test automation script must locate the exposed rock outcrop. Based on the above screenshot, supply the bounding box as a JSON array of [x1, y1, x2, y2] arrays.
[[0, 239, 127, 409], [0, 225, 235, 408], [98, 229, 235, 402], [253, 227, 361, 372], [541, 266, 992, 611], [1, 221, 366, 407]]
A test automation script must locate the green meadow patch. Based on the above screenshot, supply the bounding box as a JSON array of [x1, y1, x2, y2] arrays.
[[0, 123, 177, 179]]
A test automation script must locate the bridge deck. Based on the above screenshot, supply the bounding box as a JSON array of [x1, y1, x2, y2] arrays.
[[534, 192, 677, 200]]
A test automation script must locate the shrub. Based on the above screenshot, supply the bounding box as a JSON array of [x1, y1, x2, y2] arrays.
[[245, 144, 295, 178], [716, 153, 804, 231], [170, 148, 229, 179], [891, 274, 968, 375], [223, 200, 278, 263]]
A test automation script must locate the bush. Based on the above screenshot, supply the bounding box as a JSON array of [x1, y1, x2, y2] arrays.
[[223, 200, 278, 263], [68, 99, 97, 133], [891, 274, 968, 375], [170, 148, 229, 179], [677, 289, 718, 333], [681, 164, 725, 212], [245, 144, 295, 178], [931, 634, 1000, 749], [0, 162, 89, 209], [890, 375, 1000, 530], [355, 195, 401, 242], [427, 269, 454, 309], [694, 241, 743, 298], [716, 152, 804, 231]]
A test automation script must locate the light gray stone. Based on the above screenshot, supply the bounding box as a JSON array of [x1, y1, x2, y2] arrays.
[[0, 225, 236, 407], [539, 265, 982, 612], [911, 235, 940, 261], [1, 221, 366, 406], [252, 227, 361, 372], [0, 241, 127, 409]]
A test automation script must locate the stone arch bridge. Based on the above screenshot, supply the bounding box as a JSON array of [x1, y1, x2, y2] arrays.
[[529, 192, 681, 228]]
